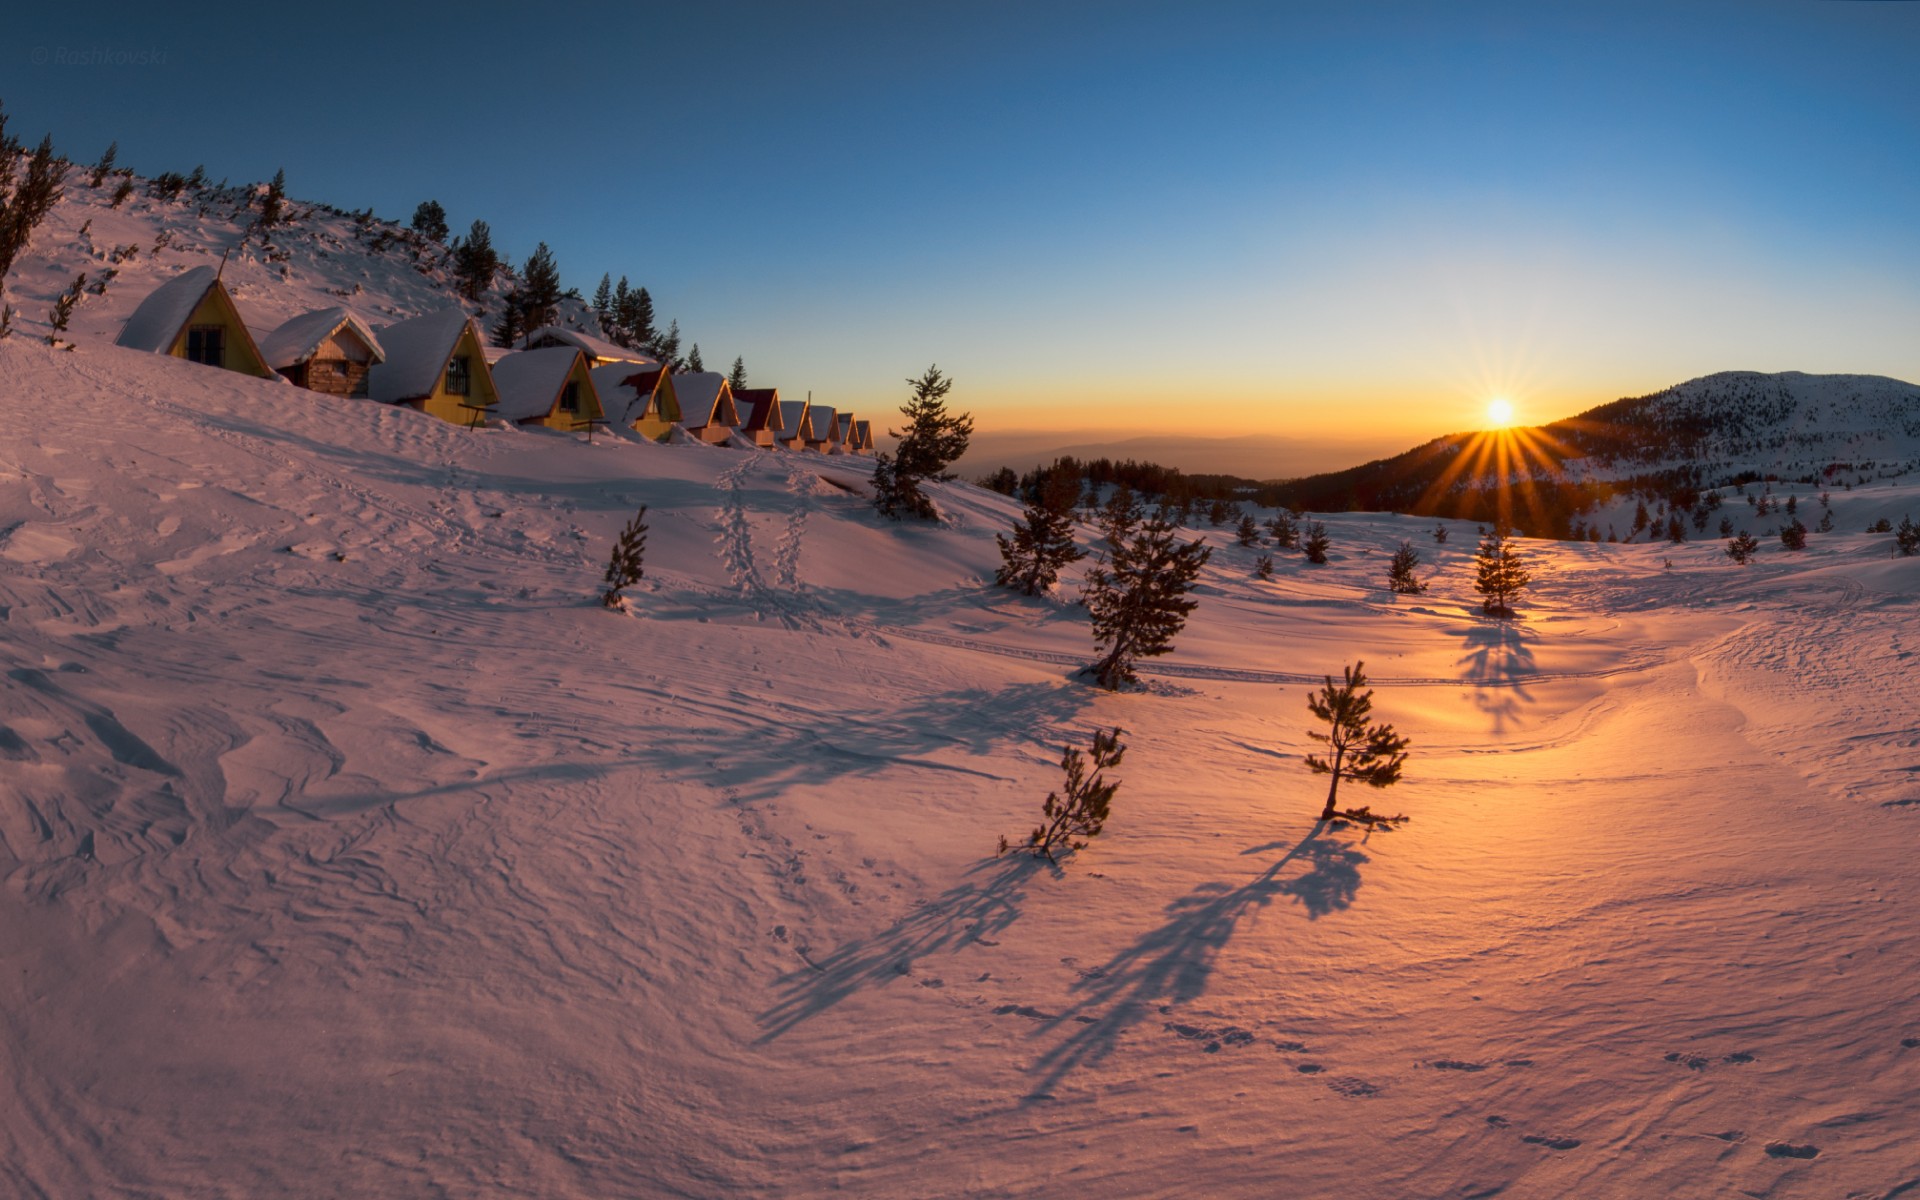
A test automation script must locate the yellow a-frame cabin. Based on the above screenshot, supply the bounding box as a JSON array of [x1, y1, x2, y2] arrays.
[[367, 309, 499, 426], [114, 266, 274, 378]]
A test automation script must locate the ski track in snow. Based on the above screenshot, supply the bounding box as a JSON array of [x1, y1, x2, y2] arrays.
[[2, 339, 1919, 1199]]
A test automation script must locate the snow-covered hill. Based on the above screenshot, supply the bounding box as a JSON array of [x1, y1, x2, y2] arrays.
[[1, 160, 591, 347], [4, 338, 1920, 1198]]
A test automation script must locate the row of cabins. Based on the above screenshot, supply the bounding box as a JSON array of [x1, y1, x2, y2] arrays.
[[112, 266, 876, 453]]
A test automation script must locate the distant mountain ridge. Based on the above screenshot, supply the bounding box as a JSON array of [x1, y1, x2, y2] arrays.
[[1268, 371, 1920, 535]]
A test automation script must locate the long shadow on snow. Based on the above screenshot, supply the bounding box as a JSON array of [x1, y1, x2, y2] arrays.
[[757, 853, 1053, 1042], [712, 680, 1096, 804], [1455, 619, 1538, 733], [1021, 823, 1368, 1098]]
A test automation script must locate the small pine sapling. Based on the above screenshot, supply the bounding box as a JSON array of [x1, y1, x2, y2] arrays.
[[1386, 540, 1427, 594], [45, 273, 84, 345], [1301, 521, 1330, 564], [1268, 511, 1299, 549], [1816, 509, 1834, 533], [1255, 553, 1274, 580], [1472, 525, 1532, 617], [995, 474, 1083, 595], [600, 505, 649, 608], [0, 303, 13, 340], [1207, 498, 1232, 527], [1866, 518, 1892, 534], [1081, 512, 1212, 690], [1779, 519, 1807, 551], [1432, 523, 1449, 544], [1718, 516, 1734, 538], [1235, 513, 1261, 547], [1304, 662, 1409, 827], [1725, 531, 1760, 564], [1002, 728, 1124, 862]]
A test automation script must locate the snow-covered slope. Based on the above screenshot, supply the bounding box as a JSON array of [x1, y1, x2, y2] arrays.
[[1, 163, 591, 347], [4, 341, 1920, 1198]]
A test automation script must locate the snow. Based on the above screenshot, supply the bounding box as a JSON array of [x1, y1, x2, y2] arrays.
[[5, 336, 1920, 1198], [257, 306, 385, 370], [676, 370, 734, 428], [111, 264, 217, 352], [491, 346, 587, 423], [589, 362, 657, 427], [779, 399, 814, 440], [522, 324, 655, 365], [367, 308, 478, 404]]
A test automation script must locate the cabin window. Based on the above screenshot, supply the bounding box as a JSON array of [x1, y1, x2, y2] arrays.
[[446, 355, 470, 396], [186, 325, 224, 367], [559, 382, 580, 413]]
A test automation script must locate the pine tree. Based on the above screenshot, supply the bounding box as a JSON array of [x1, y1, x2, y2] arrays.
[[1235, 513, 1261, 547], [110, 179, 134, 208], [1779, 518, 1807, 551], [492, 289, 525, 349], [1432, 522, 1449, 544], [519, 243, 562, 330], [1098, 485, 1142, 548], [1081, 512, 1212, 690], [1667, 514, 1686, 543], [44, 273, 83, 344], [453, 220, 499, 300], [608, 277, 632, 344], [686, 343, 705, 373], [1718, 516, 1734, 538], [1631, 499, 1650, 536], [1255, 554, 1274, 580], [410, 200, 449, 243], [1302, 521, 1330, 564], [1206, 498, 1232, 527], [1386, 540, 1427, 594], [259, 168, 286, 228], [1895, 516, 1920, 558], [728, 356, 748, 391], [1725, 531, 1760, 564], [630, 286, 658, 348], [1472, 525, 1531, 616], [872, 366, 974, 521], [0, 125, 66, 282], [90, 140, 117, 188], [1268, 511, 1299, 549], [1304, 662, 1410, 825], [995, 473, 1083, 595], [601, 506, 649, 608], [1816, 509, 1834, 533], [1002, 728, 1124, 862], [0, 303, 13, 340], [592, 273, 613, 325]]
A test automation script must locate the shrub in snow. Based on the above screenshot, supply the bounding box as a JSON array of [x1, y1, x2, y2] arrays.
[[872, 366, 973, 522], [1001, 728, 1124, 862], [1867, 518, 1892, 534], [1304, 662, 1409, 827], [1817, 509, 1834, 533], [1255, 553, 1274, 580], [1301, 521, 1330, 564], [995, 474, 1082, 596], [1779, 519, 1807, 551], [89, 141, 116, 188], [1473, 525, 1531, 617], [1386, 541, 1427, 594], [1725, 531, 1760, 564], [600, 506, 649, 608], [1081, 511, 1211, 690], [1268, 511, 1300, 548], [1235, 514, 1261, 547], [44, 273, 83, 345], [1432, 522, 1449, 544], [0, 121, 65, 280], [1719, 516, 1735, 538], [1897, 516, 1920, 558]]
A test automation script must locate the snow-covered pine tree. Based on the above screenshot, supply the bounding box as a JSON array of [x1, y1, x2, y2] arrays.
[[1001, 728, 1124, 862], [1386, 540, 1426, 594], [1472, 525, 1531, 616], [1304, 661, 1410, 825], [1235, 514, 1261, 546], [995, 473, 1083, 596], [1725, 531, 1760, 563], [411, 200, 449, 243], [601, 506, 649, 608], [1081, 512, 1212, 690], [1302, 521, 1330, 564], [872, 366, 973, 522], [519, 243, 562, 330]]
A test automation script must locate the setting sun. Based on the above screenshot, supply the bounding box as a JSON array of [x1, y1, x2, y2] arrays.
[[1486, 397, 1515, 428]]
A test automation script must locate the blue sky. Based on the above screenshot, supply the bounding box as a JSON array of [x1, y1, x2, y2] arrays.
[[5, 0, 1917, 448]]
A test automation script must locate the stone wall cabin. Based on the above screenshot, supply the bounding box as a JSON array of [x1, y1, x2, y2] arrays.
[[260, 308, 385, 398]]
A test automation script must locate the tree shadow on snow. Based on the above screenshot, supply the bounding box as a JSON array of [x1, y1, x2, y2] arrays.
[[756, 853, 1053, 1042], [1454, 620, 1539, 733], [1022, 823, 1368, 1098]]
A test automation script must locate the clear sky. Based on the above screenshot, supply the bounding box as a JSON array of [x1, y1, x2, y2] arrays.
[[5, 1, 1917, 452]]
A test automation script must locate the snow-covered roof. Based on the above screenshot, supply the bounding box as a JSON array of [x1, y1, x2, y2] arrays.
[[807, 405, 841, 443], [590, 362, 655, 426], [368, 309, 481, 404], [115, 266, 219, 353], [522, 325, 655, 365], [853, 419, 873, 447], [259, 307, 385, 371], [778, 401, 812, 440], [492, 347, 588, 422], [836, 413, 853, 439], [676, 372, 733, 429], [734, 388, 783, 434]]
